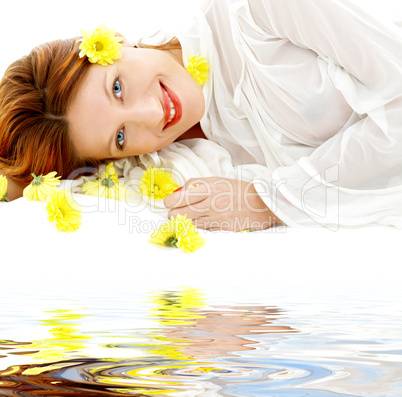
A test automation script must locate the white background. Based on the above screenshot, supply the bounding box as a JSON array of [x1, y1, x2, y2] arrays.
[[1, 0, 402, 77], [0, 0, 204, 76]]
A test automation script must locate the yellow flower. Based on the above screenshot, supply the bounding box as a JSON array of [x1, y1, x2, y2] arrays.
[[0, 175, 9, 202], [78, 24, 123, 66], [23, 172, 61, 202], [186, 55, 210, 86], [103, 162, 119, 181], [149, 215, 205, 253], [46, 189, 82, 232], [139, 167, 179, 200], [82, 162, 131, 201]]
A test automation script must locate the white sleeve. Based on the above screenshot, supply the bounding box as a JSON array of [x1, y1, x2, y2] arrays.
[[247, 0, 402, 229]]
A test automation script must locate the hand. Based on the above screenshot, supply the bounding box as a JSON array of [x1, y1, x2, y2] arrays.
[[164, 177, 281, 231]]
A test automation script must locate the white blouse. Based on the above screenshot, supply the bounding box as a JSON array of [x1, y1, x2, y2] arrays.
[[172, 0, 402, 229], [112, 0, 402, 229]]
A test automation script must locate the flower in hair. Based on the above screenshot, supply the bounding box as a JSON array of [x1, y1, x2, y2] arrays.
[[23, 171, 61, 202], [149, 215, 205, 253], [0, 175, 9, 202], [78, 25, 123, 66], [46, 189, 82, 233], [186, 55, 210, 86], [139, 167, 179, 200], [81, 162, 131, 201]]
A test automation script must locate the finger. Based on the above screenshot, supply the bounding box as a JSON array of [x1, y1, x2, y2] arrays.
[[164, 179, 211, 209], [167, 204, 210, 221]]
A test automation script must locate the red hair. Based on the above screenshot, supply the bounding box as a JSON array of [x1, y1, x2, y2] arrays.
[[0, 38, 100, 185]]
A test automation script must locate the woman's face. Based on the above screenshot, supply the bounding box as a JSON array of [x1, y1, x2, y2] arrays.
[[67, 46, 205, 160]]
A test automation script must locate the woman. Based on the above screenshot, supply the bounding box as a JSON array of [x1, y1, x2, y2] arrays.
[[1, 0, 402, 231]]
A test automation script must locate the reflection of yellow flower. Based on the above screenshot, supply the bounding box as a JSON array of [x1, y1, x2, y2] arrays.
[[186, 55, 210, 86], [78, 24, 123, 66], [22, 308, 92, 375], [82, 162, 131, 201], [23, 172, 61, 202], [145, 288, 206, 360], [0, 175, 9, 202], [150, 288, 206, 326], [46, 189, 82, 232], [139, 167, 179, 200], [149, 215, 205, 253]]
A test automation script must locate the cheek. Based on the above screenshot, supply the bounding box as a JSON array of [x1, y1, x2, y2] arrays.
[[183, 79, 205, 120], [126, 133, 161, 156]]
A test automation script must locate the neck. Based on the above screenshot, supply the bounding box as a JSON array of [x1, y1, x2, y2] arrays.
[[176, 123, 206, 141]]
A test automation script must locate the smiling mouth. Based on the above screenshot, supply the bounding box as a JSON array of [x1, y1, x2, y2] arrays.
[[161, 83, 182, 129]]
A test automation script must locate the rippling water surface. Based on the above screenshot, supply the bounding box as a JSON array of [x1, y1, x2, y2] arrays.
[[1, 283, 401, 396]]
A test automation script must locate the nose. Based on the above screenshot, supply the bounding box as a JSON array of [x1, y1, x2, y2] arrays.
[[125, 96, 163, 129]]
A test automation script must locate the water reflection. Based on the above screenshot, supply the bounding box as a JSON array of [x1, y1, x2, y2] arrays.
[[149, 288, 207, 326], [2, 288, 398, 396], [30, 308, 93, 366], [147, 288, 296, 361], [84, 289, 299, 395], [0, 289, 300, 395], [0, 307, 92, 370]]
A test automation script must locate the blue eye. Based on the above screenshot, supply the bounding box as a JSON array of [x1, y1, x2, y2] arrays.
[[113, 80, 122, 98], [116, 129, 125, 150]]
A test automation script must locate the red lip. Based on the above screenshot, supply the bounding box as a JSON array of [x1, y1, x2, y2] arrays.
[[161, 83, 182, 129]]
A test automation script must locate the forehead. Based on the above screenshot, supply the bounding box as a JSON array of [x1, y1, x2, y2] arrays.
[[67, 64, 111, 159]]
